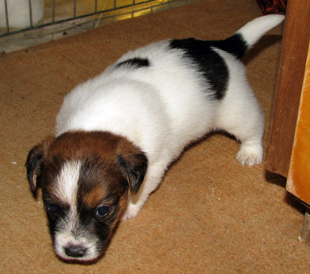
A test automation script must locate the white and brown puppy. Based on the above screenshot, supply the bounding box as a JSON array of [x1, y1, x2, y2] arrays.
[[26, 14, 284, 262]]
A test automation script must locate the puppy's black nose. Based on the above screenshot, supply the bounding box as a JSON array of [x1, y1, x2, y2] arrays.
[[64, 245, 87, 258]]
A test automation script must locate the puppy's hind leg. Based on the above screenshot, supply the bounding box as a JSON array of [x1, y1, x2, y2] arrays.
[[235, 133, 264, 166], [217, 85, 265, 166]]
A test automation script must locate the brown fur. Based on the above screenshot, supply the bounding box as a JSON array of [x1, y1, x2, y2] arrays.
[[25, 130, 148, 260]]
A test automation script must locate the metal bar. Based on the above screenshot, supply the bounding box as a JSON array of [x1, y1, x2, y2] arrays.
[[28, 0, 33, 28], [4, 0, 10, 33], [74, 0, 77, 18], [95, 0, 98, 13], [52, 0, 55, 23], [301, 208, 310, 245]]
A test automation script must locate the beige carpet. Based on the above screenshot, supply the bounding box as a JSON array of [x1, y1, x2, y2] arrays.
[[1, 0, 309, 273]]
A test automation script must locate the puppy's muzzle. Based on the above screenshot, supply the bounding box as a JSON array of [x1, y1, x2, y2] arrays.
[[64, 244, 87, 258]]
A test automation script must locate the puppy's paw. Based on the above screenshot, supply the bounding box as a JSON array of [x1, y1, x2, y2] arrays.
[[121, 204, 142, 221], [236, 144, 263, 166]]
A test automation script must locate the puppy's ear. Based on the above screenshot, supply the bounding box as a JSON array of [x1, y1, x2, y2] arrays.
[[117, 144, 148, 194], [25, 137, 54, 191]]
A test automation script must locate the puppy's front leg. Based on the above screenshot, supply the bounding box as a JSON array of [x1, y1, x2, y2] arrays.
[[122, 164, 166, 220]]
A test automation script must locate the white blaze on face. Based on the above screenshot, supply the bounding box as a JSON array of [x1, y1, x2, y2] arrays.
[[51, 160, 102, 261], [55, 160, 81, 213], [54, 161, 83, 257]]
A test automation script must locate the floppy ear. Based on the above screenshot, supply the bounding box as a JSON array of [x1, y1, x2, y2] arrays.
[[25, 137, 54, 191], [117, 149, 148, 194]]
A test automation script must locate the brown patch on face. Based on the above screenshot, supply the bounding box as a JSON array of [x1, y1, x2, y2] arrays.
[[82, 185, 107, 209], [26, 130, 148, 261], [27, 130, 147, 206], [25, 136, 55, 191]]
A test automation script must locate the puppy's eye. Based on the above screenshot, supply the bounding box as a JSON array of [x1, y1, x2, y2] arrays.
[[96, 206, 110, 218], [46, 203, 59, 214]]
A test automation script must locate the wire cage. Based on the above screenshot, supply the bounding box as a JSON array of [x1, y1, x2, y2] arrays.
[[0, 0, 168, 37]]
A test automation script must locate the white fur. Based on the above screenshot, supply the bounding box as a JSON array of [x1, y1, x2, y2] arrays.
[[0, 0, 44, 28], [53, 160, 103, 260], [55, 161, 81, 207], [53, 161, 90, 260], [56, 15, 284, 220], [55, 231, 99, 261], [236, 14, 285, 48]]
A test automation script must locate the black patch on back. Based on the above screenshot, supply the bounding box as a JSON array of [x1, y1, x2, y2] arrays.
[[116, 57, 150, 69], [170, 38, 229, 100], [169, 35, 248, 100], [207, 33, 248, 59]]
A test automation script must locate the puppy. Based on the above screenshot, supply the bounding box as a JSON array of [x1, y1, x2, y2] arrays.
[[26, 14, 284, 262]]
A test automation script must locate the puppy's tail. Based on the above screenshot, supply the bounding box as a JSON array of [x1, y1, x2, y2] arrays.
[[218, 14, 285, 59]]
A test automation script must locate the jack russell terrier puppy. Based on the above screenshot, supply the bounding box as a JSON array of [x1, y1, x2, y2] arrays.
[[26, 14, 284, 262]]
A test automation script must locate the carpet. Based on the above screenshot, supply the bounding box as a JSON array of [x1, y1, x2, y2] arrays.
[[1, 0, 309, 273]]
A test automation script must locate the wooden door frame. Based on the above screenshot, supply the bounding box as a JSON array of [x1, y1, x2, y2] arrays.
[[265, 0, 310, 177]]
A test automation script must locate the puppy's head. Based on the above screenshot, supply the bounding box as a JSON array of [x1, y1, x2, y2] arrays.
[[25, 131, 147, 262]]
